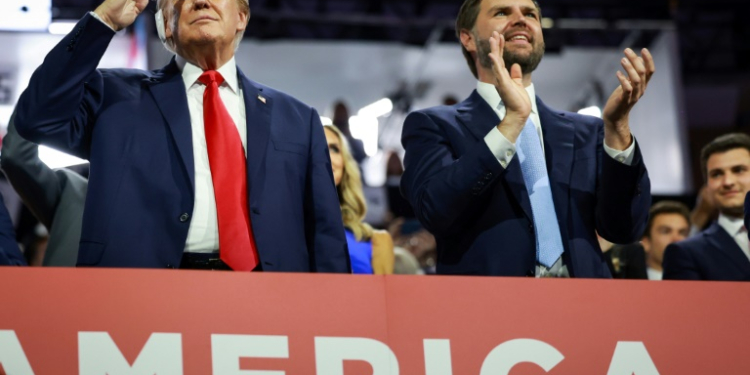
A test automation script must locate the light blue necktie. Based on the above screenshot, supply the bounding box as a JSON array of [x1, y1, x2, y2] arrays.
[[516, 118, 564, 268]]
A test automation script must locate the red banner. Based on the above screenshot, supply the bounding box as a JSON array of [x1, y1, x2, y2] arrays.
[[1, 268, 749, 374]]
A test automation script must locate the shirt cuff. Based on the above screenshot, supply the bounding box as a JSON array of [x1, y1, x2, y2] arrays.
[[89, 11, 116, 32], [603, 135, 636, 166], [484, 127, 516, 169]]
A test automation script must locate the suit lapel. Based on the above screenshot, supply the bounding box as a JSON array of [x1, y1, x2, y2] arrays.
[[537, 98, 574, 231], [147, 59, 195, 194], [237, 69, 272, 206], [456, 90, 533, 221], [705, 223, 750, 275]]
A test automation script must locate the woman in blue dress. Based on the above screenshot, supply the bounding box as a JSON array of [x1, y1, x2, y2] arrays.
[[324, 125, 394, 274]]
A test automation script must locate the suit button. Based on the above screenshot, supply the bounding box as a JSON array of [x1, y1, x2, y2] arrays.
[[179, 213, 190, 222], [528, 223, 534, 232], [484, 172, 493, 181]]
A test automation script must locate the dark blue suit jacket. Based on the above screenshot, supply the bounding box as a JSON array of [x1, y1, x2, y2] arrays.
[[663, 222, 750, 281], [746, 192, 749, 242], [400, 91, 651, 277], [14, 14, 349, 272], [0, 193, 26, 266]]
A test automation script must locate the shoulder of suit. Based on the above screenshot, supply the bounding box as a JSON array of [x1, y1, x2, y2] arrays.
[[241, 78, 313, 111], [669, 231, 711, 253], [407, 104, 461, 124]]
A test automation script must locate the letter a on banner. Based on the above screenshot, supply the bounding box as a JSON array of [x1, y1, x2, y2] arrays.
[[315, 337, 399, 375], [0, 330, 35, 375], [479, 339, 564, 375], [78, 332, 183, 375], [606, 342, 660, 375]]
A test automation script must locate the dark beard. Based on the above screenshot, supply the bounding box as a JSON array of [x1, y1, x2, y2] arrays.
[[476, 36, 545, 75]]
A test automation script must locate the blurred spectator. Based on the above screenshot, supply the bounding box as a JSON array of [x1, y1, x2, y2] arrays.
[[1, 110, 86, 266], [332, 101, 367, 164], [600, 233, 646, 280], [385, 151, 414, 219], [324, 124, 394, 274], [393, 246, 423, 275], [442, 95, 459, 106], [641, 201, 691, 280], [664, 133, 750, 281], [388, 217, 437, 274], [0, 191, 26, 266]]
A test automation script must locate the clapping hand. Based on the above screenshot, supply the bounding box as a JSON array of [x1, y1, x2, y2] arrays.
[[602, 48, 656, 150], [488, 31, 531, 143]]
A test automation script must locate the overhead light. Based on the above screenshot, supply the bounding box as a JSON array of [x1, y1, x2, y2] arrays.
[[542, 18, 554, 29], [39, 145, 88, 169], [48, 20, 77, 35], [320, 116, 333, 126], [358, 98, 393, 118], [0, 0, 51, 31], [577, 106, 602, 118], [349, 115, 378, 157]]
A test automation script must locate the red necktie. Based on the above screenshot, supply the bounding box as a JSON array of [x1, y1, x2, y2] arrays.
[[199, 70, 259, 271]]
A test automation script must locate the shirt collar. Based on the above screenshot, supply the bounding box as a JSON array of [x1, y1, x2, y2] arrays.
[[176, 55, 239, 94], [476, 80, 538, 116], [718, 213, 745, 237]]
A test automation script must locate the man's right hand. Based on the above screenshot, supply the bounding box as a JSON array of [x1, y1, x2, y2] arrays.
[[487, 30, 531, 144], [94, 0, 149, 31]]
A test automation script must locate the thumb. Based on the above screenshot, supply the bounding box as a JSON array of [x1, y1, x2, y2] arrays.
[[510, 63, 523, 83]]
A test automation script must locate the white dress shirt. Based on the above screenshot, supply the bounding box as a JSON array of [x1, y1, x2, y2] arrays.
[[476, 81, 636, 168], [718, 214, 750, 261], [646, 267, 663, 281], [178, 57, 247, 253]]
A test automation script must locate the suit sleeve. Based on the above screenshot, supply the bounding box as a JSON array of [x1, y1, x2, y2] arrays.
[[594, 132, 651, 244], [14, 13, 116, 159], [662, 243, 701, 280], [1, 110, 62, 229], [400, 111, 505, 235], [304, 109, 351, 273], [0, 193, 26, 266]]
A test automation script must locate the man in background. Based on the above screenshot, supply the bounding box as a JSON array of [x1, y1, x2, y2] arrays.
[[664, 133, 750, 281], [640, 201, 691, 280], [1, 111, 86, 266]]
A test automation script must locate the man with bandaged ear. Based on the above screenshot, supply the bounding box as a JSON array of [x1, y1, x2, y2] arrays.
[[14, 0, 350, 272]]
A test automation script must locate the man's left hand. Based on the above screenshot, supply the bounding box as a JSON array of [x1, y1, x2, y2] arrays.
[[602, 48, 655, 150]]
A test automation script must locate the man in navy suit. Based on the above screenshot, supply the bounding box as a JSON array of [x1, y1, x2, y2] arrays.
[[14, 0, 349, 272], [400, 0, 653, 277], [663, 133, 750, 281]]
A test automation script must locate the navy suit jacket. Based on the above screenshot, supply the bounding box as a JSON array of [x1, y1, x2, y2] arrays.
[[400, 91, 651, 277], [746, 192, 749, 242], [14, 14, 350, 272], [0, 192, 26, 266], [663, 222, 750, 281]]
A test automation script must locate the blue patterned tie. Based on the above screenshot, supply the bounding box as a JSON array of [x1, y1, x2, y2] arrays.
[[516, 118, 564, 268]]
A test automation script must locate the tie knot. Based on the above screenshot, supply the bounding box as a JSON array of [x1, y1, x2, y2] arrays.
[[199, 70, 224, 86]]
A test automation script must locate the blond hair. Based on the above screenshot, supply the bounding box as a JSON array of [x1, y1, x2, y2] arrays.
[[324, 124, 373, 242]]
